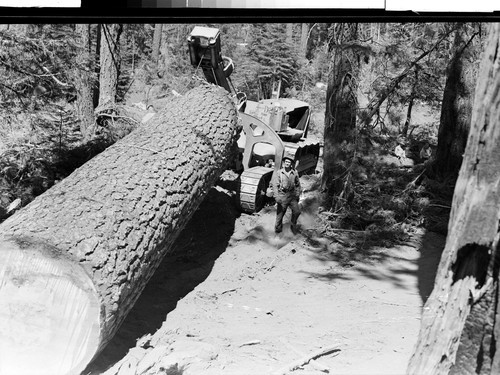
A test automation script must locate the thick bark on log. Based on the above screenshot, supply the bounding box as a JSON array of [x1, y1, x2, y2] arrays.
[[0, 85, 238, 375], [408, 24, 500, 375]]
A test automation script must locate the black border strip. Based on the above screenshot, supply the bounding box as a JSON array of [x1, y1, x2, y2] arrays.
[[0, 7, 498, 22]]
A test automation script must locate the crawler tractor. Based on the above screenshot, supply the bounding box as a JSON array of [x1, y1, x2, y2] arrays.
[[188, 26, 320, 213]]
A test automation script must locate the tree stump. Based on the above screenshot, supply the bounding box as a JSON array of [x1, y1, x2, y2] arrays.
[[0, 85, 238, 375]]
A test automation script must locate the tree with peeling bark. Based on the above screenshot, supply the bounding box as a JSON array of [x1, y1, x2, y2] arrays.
[[321, 23, 361, 209], [433, 23, 481, 178], [408, 23, 500, 374], [0, 85, 238, 375]]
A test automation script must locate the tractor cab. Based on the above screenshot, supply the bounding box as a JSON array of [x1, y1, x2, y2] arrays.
[[187, 26, 246, 110], [187, 26, 234, 94]]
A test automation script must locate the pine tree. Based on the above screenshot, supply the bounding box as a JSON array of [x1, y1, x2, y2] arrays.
[[434, 23, 481, 178], [322, 23, 360, 209], [246, 24, 298, 99]]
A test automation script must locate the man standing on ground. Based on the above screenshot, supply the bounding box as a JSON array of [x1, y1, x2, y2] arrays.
[[272, 153, 302, 234]]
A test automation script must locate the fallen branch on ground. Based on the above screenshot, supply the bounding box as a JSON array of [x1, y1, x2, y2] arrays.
[[238, 340, 261, 347], [428, 203, 451, 209], [266, 257, 278, 272], [220, 287, 241, 295], [278, 338, 331, 373], [272, 344, 341, 375], [97, 112, 140, 124], [329, 228, 366, 233]]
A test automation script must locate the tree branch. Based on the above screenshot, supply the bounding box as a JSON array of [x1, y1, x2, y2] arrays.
[[456, 29, 480, 58], [0, 56, 33, 77], [0, 56, 68, 87], [0, 82, 26, 105], [42, 66, 69, 87], [361, 26, 457, 125]]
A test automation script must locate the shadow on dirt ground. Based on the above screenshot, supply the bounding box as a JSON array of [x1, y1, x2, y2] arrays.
[[297, 226, 409, 281], [85, 187, 239, 374], [296, 226, 445, 306], [416, 230, 445, 304]]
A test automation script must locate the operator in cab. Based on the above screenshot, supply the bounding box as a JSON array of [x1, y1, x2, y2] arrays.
[[271, 152, 302, 235]]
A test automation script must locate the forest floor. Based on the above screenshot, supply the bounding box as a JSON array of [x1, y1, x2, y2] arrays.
[[85, 168, 446, 375]]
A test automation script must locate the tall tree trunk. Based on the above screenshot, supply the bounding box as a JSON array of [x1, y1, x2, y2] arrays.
[[93, 24, 102, 108], [408, 23, 500, 375], [152, 23, 163, 68], [75, 24, 95, 141], [0, 85, 238, 375], [402, 69, 418, 137], [402, 96, 414, 137], [158, 25, 169, 79], [300, 23, 309, 58], [321, 23, 359, 209], [434, 23, 478, 178], [97, 24, 123, 112], [286, 23, 293, 45]]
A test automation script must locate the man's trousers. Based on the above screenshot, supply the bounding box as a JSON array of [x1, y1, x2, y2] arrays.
[[275, 196, 300, 233]]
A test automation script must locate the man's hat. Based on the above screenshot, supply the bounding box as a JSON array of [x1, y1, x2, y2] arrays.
[[282, 152, 295, 162]]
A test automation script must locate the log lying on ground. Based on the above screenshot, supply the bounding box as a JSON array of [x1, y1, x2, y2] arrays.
[[0, 85, 238, 375]]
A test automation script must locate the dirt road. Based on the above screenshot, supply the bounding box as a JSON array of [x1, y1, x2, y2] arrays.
[[87, 180, 444, 375]]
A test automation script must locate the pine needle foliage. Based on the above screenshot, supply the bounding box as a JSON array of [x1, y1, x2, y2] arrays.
[[245, 24, 299, 99], [0, 25, 76, 110]]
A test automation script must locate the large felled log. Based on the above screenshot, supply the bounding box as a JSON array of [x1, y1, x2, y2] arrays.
[[0, 85, 238, 375]]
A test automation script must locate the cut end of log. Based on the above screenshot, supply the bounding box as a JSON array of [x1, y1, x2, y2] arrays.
[[0, 238, 101, 375]]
